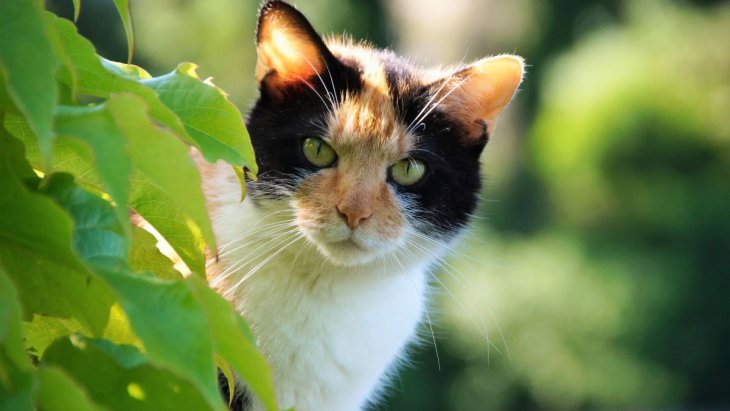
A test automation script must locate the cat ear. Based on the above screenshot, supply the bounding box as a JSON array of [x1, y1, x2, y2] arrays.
[[255, 1, 332, 97], [435, 55, 524, 144]]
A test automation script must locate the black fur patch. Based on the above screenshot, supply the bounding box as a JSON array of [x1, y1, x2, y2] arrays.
[[383, 61, 485, 235], [218, 370, 251, 411]]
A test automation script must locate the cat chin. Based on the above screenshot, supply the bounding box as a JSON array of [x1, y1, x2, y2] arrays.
[[310, 238, 391, 267]]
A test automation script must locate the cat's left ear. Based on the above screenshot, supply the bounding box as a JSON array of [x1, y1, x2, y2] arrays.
[[255, 1, 334, 98], [435, 55, 525, 144]]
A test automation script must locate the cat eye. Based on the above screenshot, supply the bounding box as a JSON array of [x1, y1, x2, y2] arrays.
[[390, 159, 426, 186], [302, 137, 337, 168]]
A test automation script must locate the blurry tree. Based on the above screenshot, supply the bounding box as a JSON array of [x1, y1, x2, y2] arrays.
[[414, 1, 730, 410]]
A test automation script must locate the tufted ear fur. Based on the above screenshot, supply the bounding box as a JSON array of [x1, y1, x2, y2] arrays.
[[255, 1, 334, 99], [434, 55, 524, 144]]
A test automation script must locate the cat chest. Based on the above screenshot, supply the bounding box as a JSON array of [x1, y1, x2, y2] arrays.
[[234, 260, 427, 409]]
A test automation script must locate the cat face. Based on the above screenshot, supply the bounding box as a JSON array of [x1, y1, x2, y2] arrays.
[[245, 1, 523, 266]]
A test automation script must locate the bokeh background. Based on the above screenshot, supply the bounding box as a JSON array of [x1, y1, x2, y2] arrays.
[[46, 0, 730, 409]]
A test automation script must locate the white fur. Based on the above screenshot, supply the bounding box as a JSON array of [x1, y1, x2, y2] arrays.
[[202, 163, 447, 411]]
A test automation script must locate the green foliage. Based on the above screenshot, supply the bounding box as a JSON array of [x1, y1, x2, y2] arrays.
[[0, 1, 279, 410]]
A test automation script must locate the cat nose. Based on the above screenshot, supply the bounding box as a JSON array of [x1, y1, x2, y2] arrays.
[[336, 202, 373, 230]]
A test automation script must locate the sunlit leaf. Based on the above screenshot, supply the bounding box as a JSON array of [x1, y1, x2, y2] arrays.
[[144, 63, 258, 175], [128, 227, 182, 280], [23, 304, 139, 359], [189, 276, 279, 411], [72, 0, 80, 22], [0, 131, 113, 335], [54, 104, 132, 234], [43, 336, 213, 411], [42, 175, 225, 411], [46, 14, 188, 141], [107, 93, 216, 262], [111, 0, 134, 63], [0, 0, 58, 166], [7, 96, 212, 275]]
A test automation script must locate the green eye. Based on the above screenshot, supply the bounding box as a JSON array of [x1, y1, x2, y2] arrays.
[[302, 137, 337, 167], [390, 159, 426, 186]]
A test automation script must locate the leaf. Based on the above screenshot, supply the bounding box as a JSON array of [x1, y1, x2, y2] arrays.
[[43, 336, 213, 411], [0, 0, 58, 166], [129, 179, 207, 276], [128, 227, 182, 280], [111, 0, 134, 63], [188, 277, 279, 411], [54, 104, 132, 235], [101, 58, 151, 80], [0, 130, 113, 335], [23, 315, 84, 359], [46, 14, 188, 141], [106, 93, 216, 260], [72, 0, 81, 22], [42, 175, 224, 411], [143, 63, 258, 175], [23, 304, 139, 358], [0, 265, 28, 372], [8, 95, 212, 275], [36, 366, 105, 411], [0, 352, 34, 411]]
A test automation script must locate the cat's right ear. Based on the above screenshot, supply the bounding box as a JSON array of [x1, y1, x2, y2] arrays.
[[255, 1, 333, 99]]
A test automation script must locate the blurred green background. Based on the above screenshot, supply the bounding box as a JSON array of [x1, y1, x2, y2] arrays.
[[47, 0, 730, 409]]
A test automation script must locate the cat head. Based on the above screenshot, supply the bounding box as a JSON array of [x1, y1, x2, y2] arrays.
[[246, 0, 524, 266]]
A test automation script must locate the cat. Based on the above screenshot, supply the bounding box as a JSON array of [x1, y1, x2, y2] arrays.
[[199, 1, 524, 410]]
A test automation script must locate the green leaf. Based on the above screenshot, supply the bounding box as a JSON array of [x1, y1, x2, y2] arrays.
[[129, 179, 207, 276], [0, 265, 28, 372], [23, 315, 84, 359], [43, 175, 224, 411], [128, 227, 182, 280], [36, 366, 104, 411], [111, 0, 134, 64], [0, 131, 113, 335], [101, 58, 151, 80], [0, 352, 34, 411], [0, 0, 58, 166], [143, 63, 258, 175], [43, 336, 213, 411], [107, 93, 216, 261], [8, 95, 212, 275], [188, 277, 279, 411], [100, 271, 223, 410], [46, 14, 188, 141], [54, 104, 132, 235], [24, 305, 140, 359], [72, 0, 81, 22]]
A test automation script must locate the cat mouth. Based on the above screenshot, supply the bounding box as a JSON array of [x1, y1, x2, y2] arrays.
[[332, 238, 368, 252]]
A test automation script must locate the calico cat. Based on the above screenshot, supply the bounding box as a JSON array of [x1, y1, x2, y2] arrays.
[[200, 1, 524, 410]]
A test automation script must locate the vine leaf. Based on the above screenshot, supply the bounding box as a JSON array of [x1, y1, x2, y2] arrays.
[[0, 264, 28, 372], [44, 336, 214, 410], [0, 131, 113, 335], [47, 14, 188, 141], [0, 0, 58, 167], [111, 0, 134, 63], [42, 174, 224, 410], [72, 0, 81, 22], [54, 104, 132, 235], [189, 276, 280, 411], [143, 63, 258, 176], [36, 366, 104, 411]]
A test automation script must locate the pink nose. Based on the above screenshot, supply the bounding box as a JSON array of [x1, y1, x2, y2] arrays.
[[336, 202, 373, 230]]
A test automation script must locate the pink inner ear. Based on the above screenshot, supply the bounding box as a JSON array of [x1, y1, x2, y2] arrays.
[[439, 55, 524, 141], [256, 21, 326, 91]]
